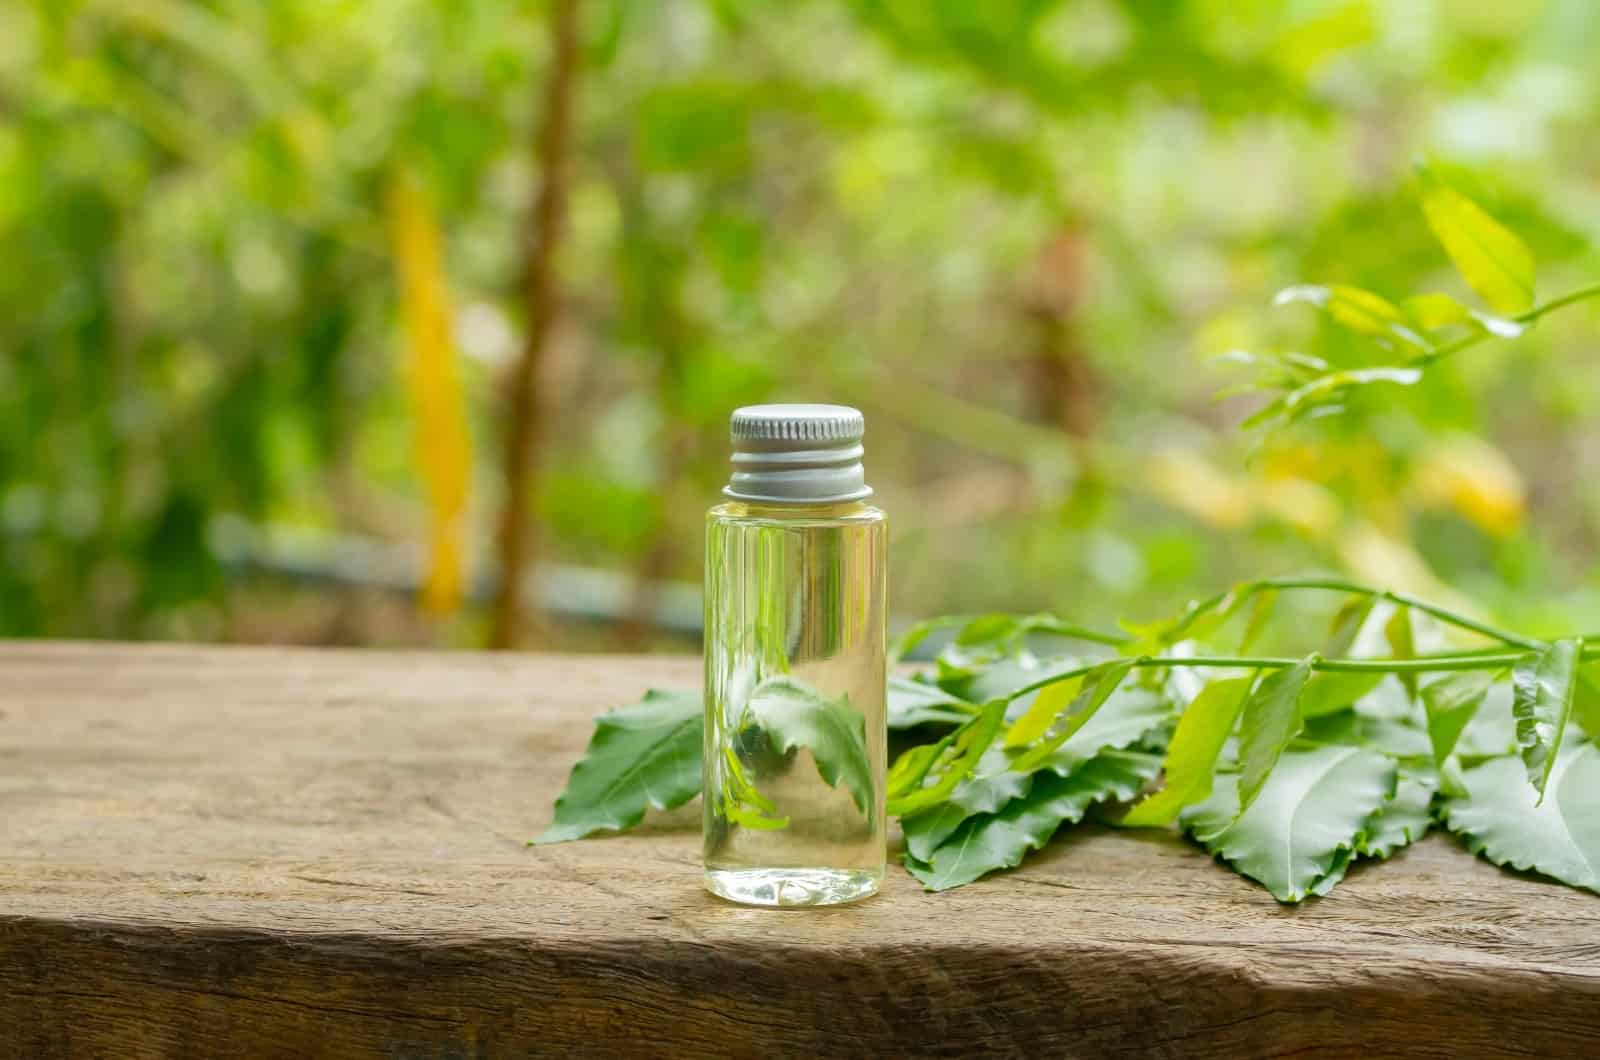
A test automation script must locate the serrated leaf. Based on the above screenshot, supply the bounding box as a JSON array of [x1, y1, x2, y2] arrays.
[[1443, 744, 1600, 893], [1420, 669, 1496, 769], [888, 699, 1007, 817], [536, 688, 703, 843], [1182, 745, 1397, 902], [1359, 762, 1436, 858], [905, 750, 1162, 891], [906, 682, 1172, 857], [1047, 681, 1177, 771], [901, 747, 1033, 862], [1009, 659, 1137, 773], [1403, 291, 1525, 338], [1419, 169, 1536, 314], [888, 675, 975, 729], [1512, 639, 1580, 802], [1237, 657, 1314, 814], [1123, 675, 1253, 827], [746, 676, 874, 815]]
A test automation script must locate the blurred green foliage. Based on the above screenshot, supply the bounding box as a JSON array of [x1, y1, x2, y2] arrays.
[[2, 0, 1599, 646]]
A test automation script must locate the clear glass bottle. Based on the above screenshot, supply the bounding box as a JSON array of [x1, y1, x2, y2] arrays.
[[703, 405, 887, 906]]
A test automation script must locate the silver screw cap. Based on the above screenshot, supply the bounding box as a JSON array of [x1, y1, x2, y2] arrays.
[[724, 404, 872, 504]]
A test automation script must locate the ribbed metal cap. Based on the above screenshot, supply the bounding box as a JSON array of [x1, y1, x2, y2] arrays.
[[724, 404, 872, 504]]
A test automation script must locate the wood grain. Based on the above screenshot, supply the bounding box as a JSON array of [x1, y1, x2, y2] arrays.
[[2, 642, 1598, 1058]]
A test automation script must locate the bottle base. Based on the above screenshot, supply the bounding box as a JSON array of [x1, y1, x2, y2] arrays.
[[704, 867, 880, 907]]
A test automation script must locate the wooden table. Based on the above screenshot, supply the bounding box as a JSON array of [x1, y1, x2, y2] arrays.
[[3, 643, 1598, 1057]]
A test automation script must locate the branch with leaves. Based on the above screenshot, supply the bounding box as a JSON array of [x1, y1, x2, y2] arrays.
[[536, 578, 1600, 902], [1228, 165, 1600, 433]]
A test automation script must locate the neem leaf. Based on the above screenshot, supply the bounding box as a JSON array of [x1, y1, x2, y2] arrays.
[[1403, 291, 1525, 338], [1326, 594, 1377, 658], [536, 688, 703, 844], [1571, 664, 1600, 742], [888, 675, 975, 729], [901, 747, 1034, 863], [1419, 168, 1536, 315], [1275, 284, 1427, 350], [1237, 656, 1315, 814], [1359, 762, 1436, 859], [904, 681, 1172, 858], [1443, 744, 1600, 893], [1045, 681, 1176, 773], [1299, 670, 1385, 718], [905, 750, 1162, 891], [1182, 746, 1397, 902], [746, 676, 875, 815], [1420, 669, 1496, 770], [1512, 638, 1580, 802], [888, 699, 1007, 817], [1123, 675, 1253, 828], [1004, 672, 1083, 748], [1384, 606, 1417, 698], [1009, 659, 1137, 773], [1240, 590, 1276, 654]]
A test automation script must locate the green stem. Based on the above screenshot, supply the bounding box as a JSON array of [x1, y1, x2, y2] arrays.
[[1253, 576, 1544, 651], [1003, 649, 1529, 703], [1411, 282, 1600, 367], [1165, 576, 1540, 651]]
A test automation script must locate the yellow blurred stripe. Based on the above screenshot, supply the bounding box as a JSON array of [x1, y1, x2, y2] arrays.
[[387, 167, 471, 614]]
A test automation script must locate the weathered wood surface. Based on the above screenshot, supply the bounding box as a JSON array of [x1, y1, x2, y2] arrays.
[[2, 642, 1598, 1059]]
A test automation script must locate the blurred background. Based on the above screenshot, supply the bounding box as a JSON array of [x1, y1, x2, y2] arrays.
[[3, 0, 1598, 653]]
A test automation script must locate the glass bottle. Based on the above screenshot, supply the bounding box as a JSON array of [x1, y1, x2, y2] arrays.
[[703, 404, 887, 906]]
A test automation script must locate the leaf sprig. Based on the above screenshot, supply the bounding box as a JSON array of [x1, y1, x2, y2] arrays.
[[537, 577, 1600, 902], [1228, 165, 1600, 433]]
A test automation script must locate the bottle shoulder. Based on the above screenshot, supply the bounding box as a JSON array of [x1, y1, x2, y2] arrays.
[[708, 500, 885, 527]]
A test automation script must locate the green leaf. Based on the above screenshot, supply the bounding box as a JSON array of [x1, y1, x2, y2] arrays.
[[1325, 595, 1377, 658], [1571, 665, 1600, 742], [901, 747, 1033, 862], [1123, 675, 1253, 828], [1402, 292, 1525, 338], [1299, 670, 1385, 718], [1242, 367, 1423, 431], [536, 689, 703, 844], [1182, 746, 1397, 902], [1240, 589, 1276, 654], [890, 616, 967, 662], [746, 676, 875, 815], [1359, 762, 1436, 859], [1384, 605, 1417, 698], [1419, 168, 1536, 315], [906, 681, 1172, 857], [905, 750, 1162, 891], [1008, 659, 1138, 773], [888, 675, 975, 729], [1003, 671, 1083, 748], [1275, 284, 1427, 349], [1512, 638, 1581, 802], [1420, 670, 1496, 770], [1443, 744, 1600, 893], [888, 699, 1007, 817], [1237, 657, 1315, 814]]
